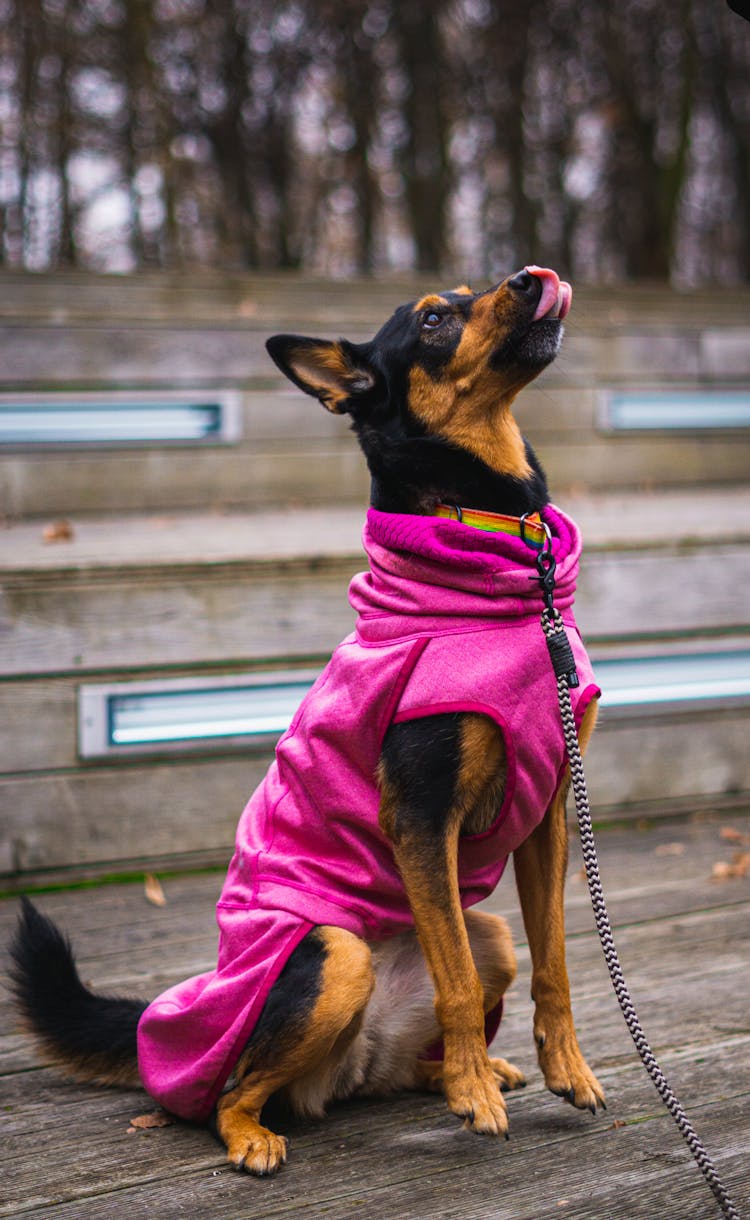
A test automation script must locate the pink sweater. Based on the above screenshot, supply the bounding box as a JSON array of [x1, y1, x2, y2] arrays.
[[137, 505, 598, 1120]]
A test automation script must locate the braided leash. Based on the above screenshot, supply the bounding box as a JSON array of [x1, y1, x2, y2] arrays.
[[520, 514, 742, 1218], [541, 604, 742, 1220]]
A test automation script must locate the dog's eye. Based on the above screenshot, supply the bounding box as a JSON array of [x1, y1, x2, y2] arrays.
[[422, 311, 444, 330]]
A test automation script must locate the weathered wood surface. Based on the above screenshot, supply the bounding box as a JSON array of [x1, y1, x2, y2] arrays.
[[1, 272, 749, 518], [1, 492, 748, 681], [1, 269, 749, 328], [1, 708, 750, 882], [1, 813, 748, 1218]]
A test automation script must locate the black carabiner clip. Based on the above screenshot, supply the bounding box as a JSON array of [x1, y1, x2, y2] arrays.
[[535, 523, 556, 612]]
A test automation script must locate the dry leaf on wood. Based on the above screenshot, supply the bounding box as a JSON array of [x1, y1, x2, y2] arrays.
[[128, 1109, 173, 1132], [654, 842, 685, 856], [42, 519, 75, 544], [711, 852, 750, 880], [144, 873, 167, 906], [719, 826, 749, 844]]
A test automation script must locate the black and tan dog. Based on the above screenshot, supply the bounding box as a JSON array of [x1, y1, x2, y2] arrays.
[[10, 267, 605, 1175]]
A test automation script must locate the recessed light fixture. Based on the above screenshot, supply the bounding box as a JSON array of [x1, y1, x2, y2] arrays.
[[602, 390, 750, 431], [0, 390, 242, 446], [78, 671, 320, 759], [77, 652, 750, 759]]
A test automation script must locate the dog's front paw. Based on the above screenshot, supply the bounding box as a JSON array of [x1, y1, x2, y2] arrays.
[[535, 1021, 605, 1114], [445, 1063, 510, 1136], [225, 1123, 288, 1176]]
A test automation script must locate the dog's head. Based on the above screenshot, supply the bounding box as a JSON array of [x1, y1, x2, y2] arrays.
[[267, 267, 571, 514]]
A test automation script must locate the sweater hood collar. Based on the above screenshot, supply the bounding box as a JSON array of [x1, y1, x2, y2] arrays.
[[350, 504, 583, 641]]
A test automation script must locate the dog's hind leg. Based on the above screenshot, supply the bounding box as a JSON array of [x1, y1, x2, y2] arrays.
[[215, 926, 374, 1175], [512, 699, 605, 1113]]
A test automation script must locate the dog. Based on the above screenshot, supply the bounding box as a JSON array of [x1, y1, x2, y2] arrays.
[[10, 266, 605, 1177]]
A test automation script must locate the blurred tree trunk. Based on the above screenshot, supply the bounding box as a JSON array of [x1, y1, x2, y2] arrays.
[[601, 2, 695, 279], [482, 0, 541, 265], [711, 19, 750, 279], [205, 0, 259, 268], [56, 5, 76, 265], [334, 0, 379, 273], [391, 1, 449, 271]]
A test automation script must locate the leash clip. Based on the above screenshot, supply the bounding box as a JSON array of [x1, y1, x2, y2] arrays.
[[525, 519, 580, 688], [534, 522, 557, 613]]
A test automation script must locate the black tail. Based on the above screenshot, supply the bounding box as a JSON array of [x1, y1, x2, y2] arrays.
[[8, 896, 146, 1087]]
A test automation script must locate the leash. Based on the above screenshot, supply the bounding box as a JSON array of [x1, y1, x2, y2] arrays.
[[527, 519, 742, 1220]]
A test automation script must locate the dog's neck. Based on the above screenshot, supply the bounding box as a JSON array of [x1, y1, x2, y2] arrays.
[[363, 428, 550, 518]]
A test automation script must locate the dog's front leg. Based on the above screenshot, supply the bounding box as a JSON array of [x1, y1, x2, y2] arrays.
[[388, 829, 509, 1135], [378, 716, 509, 1137], [513, 699, 605, 1113]]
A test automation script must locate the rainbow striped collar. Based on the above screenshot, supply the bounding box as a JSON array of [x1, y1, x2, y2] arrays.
[[433, 503, 548, 550]]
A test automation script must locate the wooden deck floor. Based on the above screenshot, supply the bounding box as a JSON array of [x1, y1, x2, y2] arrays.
[[2, 814, 749, 1219]]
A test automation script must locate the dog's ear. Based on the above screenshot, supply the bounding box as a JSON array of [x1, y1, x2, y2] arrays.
[[266, 335, 379, 414]]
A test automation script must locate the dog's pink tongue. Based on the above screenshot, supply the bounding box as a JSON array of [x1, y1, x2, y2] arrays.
[[525, 265, 572, 321]]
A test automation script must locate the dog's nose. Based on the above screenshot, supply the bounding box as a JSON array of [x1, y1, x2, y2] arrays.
[[507, 269, 538, 296]]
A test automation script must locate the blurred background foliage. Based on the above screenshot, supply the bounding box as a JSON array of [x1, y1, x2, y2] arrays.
[[1, 0, 748, 283]]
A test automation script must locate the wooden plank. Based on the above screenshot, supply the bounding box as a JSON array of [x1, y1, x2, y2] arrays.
[[2, 491, 748, 572], [1, 270, 748, 328], [0, 324, 373, 384], [0, 1033, 746, 1217], [2, 713, 749, 876], [702, 329, 750, 377], [1, 815, 748, 1217], [0, 443, 372, 518], [583, 706, 750, 813], [576, 542, 750, 640], [4, 430, 750, 518], [0, 325, 730, 385], [1, 539, 746, 678], [0, 755, 267, 874], [0, 562, 360, 676]]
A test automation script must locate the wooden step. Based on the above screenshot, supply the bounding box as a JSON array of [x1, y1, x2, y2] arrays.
[[1, 487, 748, 883], [1, 272, 749, 518]]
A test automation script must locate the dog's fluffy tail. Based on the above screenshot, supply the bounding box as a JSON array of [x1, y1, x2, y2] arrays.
[[9, 896, 145, 1087]]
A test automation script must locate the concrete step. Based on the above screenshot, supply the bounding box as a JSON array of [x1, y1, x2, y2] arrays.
[[1, 487, 748, 883]]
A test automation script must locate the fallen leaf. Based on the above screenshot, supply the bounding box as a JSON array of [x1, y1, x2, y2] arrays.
[[654, 842, 685, 856], [608, 1118, 628, 1129], [42, 519, 75, 544], [711, 852, 750, 880], [129, 1109, 173, 1130], [144, 873, 167, 907], [719, 826, 749, 844]]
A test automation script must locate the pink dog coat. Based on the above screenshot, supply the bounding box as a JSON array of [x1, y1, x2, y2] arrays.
[[137, 505, 599, 1120]]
